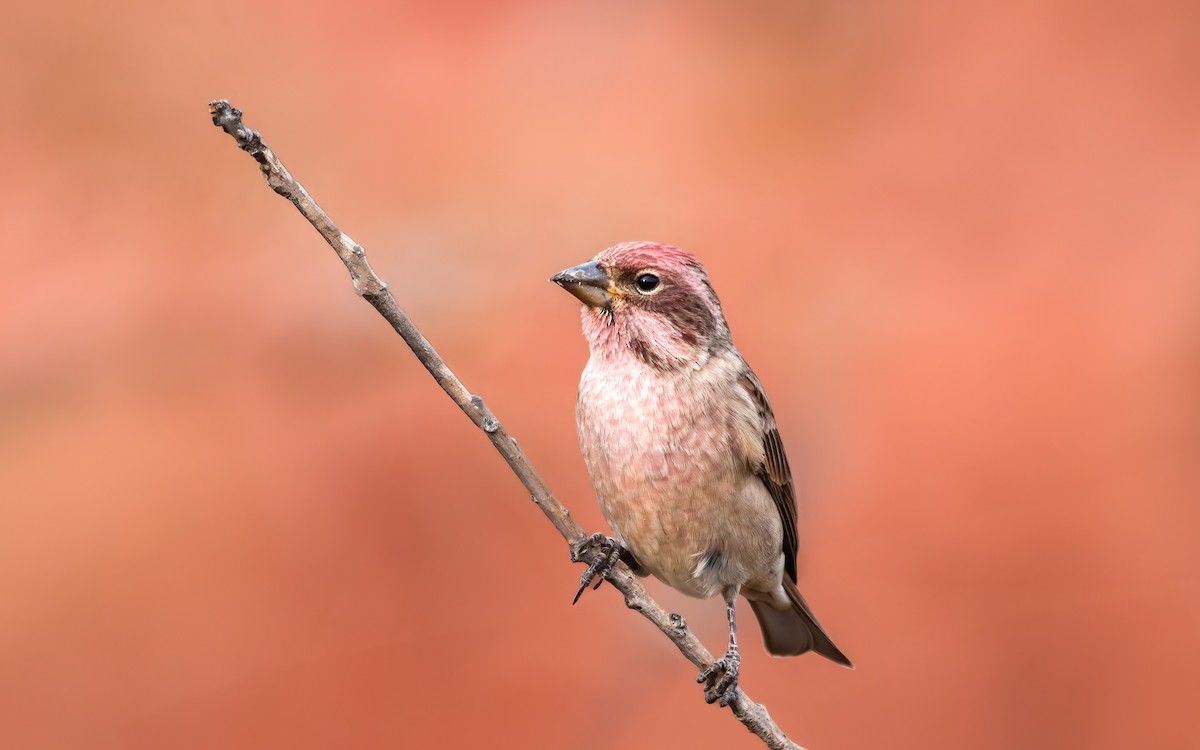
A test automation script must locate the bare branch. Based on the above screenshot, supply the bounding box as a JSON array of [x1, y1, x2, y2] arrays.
[[208, 98, 806, 750]]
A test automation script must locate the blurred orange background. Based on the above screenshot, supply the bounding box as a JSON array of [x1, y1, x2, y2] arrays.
[[2, 1, 1198, 748]]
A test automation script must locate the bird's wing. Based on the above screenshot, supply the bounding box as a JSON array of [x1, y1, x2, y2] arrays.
[[739, 370, 799, 582]]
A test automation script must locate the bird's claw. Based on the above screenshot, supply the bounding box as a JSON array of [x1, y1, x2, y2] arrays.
[[570, 532, 621, 604], [697, 649, 741, 707]]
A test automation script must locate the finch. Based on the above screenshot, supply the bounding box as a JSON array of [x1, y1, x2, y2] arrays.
[[551, 241, 851, 705]]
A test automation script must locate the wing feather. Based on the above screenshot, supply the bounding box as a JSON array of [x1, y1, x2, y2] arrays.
[[738, 369, 799, 582]]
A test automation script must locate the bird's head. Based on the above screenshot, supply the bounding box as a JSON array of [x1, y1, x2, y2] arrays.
[[551, 241, 730, 369]]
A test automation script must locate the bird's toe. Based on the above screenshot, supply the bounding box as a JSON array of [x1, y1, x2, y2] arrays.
[[570, 532, 622, 604]]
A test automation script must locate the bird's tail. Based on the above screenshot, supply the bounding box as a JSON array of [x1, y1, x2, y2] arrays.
[[749, 578, 853, 668]]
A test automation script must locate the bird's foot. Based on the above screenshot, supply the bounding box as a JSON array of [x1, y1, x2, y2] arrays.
[[569, 532, 621, 604], [697, 647, 741, 707]]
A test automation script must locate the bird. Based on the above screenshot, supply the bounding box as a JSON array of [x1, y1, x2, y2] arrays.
[[551, 241, 852, 706]]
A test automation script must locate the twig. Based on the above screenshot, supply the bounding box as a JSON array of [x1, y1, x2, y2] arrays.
[[208, 99, 806, 750]]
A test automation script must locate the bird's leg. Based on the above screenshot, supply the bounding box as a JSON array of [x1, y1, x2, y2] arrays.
[[698, 587, 741, 707], [569, 532, 622, 604]]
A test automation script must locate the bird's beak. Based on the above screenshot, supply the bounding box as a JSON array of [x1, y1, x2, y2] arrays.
[[550, 260, 615, 308]]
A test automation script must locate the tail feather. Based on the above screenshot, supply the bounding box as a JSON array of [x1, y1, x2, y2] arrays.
[[749, 579, 853, 668]]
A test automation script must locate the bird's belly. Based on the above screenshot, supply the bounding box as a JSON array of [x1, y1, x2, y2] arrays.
[[603, 476, 783, 599]]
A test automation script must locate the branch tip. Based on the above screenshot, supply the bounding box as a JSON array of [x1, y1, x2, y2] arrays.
[[209, 99, 263, 156]]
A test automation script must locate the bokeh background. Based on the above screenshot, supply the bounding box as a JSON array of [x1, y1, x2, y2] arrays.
[[2, 1, 1198, 748]]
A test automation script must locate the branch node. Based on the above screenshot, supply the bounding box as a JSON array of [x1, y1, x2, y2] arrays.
[[354, 275, 387, 297], [469, 395, 501, 433]]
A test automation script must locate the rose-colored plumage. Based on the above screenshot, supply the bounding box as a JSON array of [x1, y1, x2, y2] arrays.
[[552, 241, 851, 704]]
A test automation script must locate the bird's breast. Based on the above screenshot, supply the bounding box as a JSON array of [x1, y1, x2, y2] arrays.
[[577, 355, 736, 496]]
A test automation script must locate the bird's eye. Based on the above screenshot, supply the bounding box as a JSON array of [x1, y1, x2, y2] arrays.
[[635, 273, 660, 293]]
